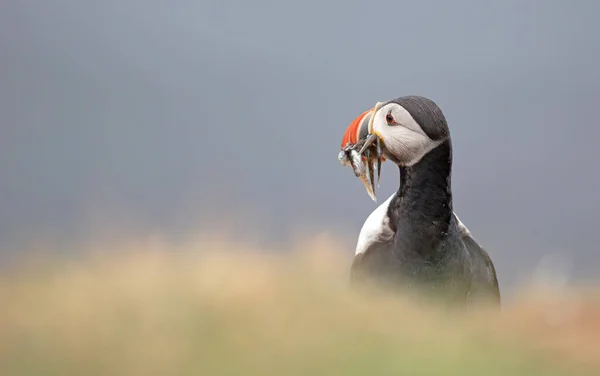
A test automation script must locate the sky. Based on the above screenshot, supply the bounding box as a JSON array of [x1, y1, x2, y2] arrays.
[[1, 0, 599, 292]]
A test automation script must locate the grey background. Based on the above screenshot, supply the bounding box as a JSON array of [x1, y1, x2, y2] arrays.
[[1, 1, 599, 293]]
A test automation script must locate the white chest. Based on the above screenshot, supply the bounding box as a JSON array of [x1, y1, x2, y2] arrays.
[[355, 193, 396, 255]]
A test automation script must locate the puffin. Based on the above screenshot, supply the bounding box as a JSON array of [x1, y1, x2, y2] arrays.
[[339, 95, 500, 308]]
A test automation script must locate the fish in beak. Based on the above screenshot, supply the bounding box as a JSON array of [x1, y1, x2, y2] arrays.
[[338, 102, 385, 202]]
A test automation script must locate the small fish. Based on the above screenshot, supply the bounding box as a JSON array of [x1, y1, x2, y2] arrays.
[[339, 144, 364, 177], [338, 150, 349, 166], [376, 137, 383, 186], [339, 142, 380, 202], [365, 148, 376, 198], [338, 149, 360, 176]]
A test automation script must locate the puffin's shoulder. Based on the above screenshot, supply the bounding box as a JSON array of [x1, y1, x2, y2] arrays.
[[354, 192, 396, 256]]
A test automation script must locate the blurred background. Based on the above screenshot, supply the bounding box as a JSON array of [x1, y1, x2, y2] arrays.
[[1, 0, 599, 296]]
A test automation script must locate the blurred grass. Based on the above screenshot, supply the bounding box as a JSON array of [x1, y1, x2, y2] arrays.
[[1, 233, 599, 376]]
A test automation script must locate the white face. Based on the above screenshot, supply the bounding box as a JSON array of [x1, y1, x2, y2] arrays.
[[370, 103, 445, 166]]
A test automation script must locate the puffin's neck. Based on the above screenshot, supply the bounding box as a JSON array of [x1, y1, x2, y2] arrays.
[[391, 139, 454, 257]]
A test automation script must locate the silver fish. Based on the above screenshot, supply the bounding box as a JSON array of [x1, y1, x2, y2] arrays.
[[376, 137, 383, 186], [339, 141, 382, 202], [338, 148, 362, 177]]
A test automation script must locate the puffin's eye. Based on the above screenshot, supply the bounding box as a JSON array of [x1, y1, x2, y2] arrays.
[[385, 113, 395, 125]]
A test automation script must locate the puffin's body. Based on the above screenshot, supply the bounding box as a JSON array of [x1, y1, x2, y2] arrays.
[[341, 95, 500, 307], [350, 192, 500, 306]]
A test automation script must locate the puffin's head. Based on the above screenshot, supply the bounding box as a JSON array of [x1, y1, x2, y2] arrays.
[[344, 95, 450, 167]]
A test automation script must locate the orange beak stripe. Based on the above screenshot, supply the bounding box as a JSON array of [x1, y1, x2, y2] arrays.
[[340, 109, 371, 149], [340, 109, 385, 161]]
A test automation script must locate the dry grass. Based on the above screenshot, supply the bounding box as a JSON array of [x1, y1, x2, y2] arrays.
[[1, 233, 599, 375]]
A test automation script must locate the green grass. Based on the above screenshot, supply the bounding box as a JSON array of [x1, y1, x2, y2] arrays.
[[1, 235, 598, 375]]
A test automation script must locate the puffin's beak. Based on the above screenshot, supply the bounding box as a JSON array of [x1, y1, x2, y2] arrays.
[[338, 104, 386, 202], [340, 109, 372, 150]]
